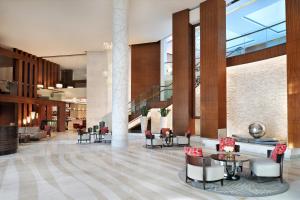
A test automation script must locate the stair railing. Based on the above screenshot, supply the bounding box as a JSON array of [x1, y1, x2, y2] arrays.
[[128, 82, 173, 117]]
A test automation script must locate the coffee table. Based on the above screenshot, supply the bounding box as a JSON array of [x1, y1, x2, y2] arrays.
[[210, 153, 249, 181]]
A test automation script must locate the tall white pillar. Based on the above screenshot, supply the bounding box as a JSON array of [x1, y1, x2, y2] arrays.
[[112, 0, 129, 148]]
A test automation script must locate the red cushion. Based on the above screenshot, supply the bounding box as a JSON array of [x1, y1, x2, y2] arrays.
[[271, 144, 287, 161], [219, 137, 236, 151], [100, 127, 109, 134], [161, 128, 171, 137], [185, 130, 191, 138], [145, 130, 153, 137], [184, 147, 203, 157]]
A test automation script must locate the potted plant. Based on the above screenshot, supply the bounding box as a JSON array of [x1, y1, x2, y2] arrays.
[[159, 107, 170, 129], [140, 106, 149, 134]]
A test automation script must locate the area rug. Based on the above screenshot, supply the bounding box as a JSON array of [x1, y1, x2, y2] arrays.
[[178, 168, 289, 197]]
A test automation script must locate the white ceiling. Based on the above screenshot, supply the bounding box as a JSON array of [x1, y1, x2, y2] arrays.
[[0, 0, 202, 69]]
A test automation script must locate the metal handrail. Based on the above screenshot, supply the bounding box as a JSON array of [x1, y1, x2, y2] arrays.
[[128, 83, 173, 115], [227, 21, 286, 42]]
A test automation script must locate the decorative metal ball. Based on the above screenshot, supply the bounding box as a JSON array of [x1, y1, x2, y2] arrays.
[[248, 122, 266, 139]]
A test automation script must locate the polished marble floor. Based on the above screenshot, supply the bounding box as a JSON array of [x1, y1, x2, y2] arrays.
[[0, 132, 299, 200]]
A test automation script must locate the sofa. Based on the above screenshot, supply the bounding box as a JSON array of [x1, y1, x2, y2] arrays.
[[18, 127, 47, 141]]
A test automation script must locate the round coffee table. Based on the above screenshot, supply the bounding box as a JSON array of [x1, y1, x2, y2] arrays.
[[210, 153, 249, 181]]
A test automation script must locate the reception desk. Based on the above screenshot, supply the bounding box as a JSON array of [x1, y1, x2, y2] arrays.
[[0, 125, 18, 155]]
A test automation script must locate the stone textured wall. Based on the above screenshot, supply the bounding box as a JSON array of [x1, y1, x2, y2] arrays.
[[86, 51, 112, 129], [227, 55, 287, 140]]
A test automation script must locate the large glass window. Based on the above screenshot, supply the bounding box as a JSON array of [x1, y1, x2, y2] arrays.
[[162, 35, 173, 86], [193, 0, 286, 116], [194, 26, 200, 117], [226, 0, 286, 57], [161, 35, 173, 101]]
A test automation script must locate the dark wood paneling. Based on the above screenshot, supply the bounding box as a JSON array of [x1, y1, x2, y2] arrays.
[[2, 47, 61, 128], [227, 44, 286, 67], [57, 103, 66, 132], [29, 56, 33, 98], [286, 0, 300, 148], [131, 42, 160, 101], [200, 0, 226, 139], [23, 60, 28, 97], [0, 126, 18, 155], [38, 59, 43, 84], [46, 105, 52, 120], [43, 61, 47, 88], [61, 69, 73, 86], [0, 103, 16, 125], [172, 9, 193, 135]]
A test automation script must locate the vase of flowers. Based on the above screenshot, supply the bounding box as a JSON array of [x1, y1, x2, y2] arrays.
[[224, 146, 234, 159], [140, 106, 149, 134]]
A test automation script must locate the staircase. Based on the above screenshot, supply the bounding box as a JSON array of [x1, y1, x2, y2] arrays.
[[128, 83, 172, 130]]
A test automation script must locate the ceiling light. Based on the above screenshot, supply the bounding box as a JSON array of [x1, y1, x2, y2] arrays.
[[37, 84, 44, 89], [48, 86, 54, 90], [67, 86, 74, 89], [56, 83, 63, 89]]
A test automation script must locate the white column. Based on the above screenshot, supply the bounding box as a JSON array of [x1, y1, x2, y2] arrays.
[[112, 0, 129, 148]]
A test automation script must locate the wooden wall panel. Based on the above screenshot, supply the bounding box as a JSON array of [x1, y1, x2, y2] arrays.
[[23, 60, 28, 97], [43, 61, 47, 88], [29, 56, 33, 98], [286, 0, 300, 148], [0, 103, 16, 125], [57, 103, 66, 132], [172, 9, 193, 135], [2, 48, 61, 127], [46, 105, 52, 120], [227, 44, 286, 67], [38, 59, 43, 85], [200, 0, 226, 139], [131, 42, 161, 101]]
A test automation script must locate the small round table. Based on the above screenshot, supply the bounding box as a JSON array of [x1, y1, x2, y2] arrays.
[[210, 153, 249, 181]]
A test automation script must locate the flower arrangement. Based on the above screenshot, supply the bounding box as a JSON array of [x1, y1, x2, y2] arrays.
[[224, 146, 234, 153]]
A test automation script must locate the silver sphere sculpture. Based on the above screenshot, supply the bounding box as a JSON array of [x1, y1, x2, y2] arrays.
[[248, 122, 266, 139]]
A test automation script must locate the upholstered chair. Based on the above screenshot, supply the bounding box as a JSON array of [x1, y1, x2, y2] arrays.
[[77, 129, 91, 144], [100, 127, 111, 143], [185, 147, 224, 190], [145, 130, 163, 148], [173, 130, 191, 146], [250, 144, 287, 183]]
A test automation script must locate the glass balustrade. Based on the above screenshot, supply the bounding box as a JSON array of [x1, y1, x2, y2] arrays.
[[226, 21, 286, 57], [128, 83, 173, 117]]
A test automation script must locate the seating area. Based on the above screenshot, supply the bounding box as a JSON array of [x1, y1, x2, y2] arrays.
[[18, 126, 48, 142], [0, 0, 299, 199], [144, 129, 190, 148], [77, 121, 112, 144], [183, 137, 288, 194]]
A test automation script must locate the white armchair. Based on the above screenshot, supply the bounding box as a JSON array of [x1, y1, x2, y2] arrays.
[[145, 131, 163, 148], [77, 130, 91, 144], [186, 154, 224, 190], [102, 133, 112, 143], [250, 145, 286, 183], [173, 136, 190, 146]]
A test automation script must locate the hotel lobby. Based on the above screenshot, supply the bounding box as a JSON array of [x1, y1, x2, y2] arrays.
[[0, 0, 300, 199]]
